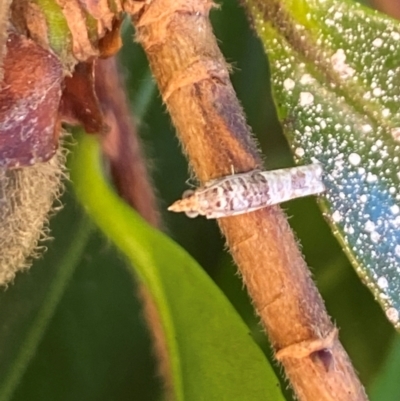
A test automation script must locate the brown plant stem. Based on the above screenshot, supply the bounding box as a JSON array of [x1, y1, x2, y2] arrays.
[[0, 0, 12, 82], [126, 1, 368, 400], [94, 56, 160, 227], [370, 0, 400, 20]]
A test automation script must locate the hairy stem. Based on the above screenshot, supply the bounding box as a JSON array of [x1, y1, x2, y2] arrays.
[[95, 56, 160, 227], [0, 0, 12, 82], [126, 1, 368, 400]]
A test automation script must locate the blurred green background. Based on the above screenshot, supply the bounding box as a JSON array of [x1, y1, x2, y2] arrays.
[[1, 1, 398, 400]]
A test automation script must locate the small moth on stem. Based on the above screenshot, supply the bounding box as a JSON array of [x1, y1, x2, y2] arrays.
[[168, 163, 325, 219]]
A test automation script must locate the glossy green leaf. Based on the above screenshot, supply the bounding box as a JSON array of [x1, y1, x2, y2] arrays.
[[246, 0, 400, 330], [70, 133, 284, 401]]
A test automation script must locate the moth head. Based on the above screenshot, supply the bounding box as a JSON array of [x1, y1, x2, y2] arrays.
[[168, 189, 199, 218], [182, 190, 199, 218]]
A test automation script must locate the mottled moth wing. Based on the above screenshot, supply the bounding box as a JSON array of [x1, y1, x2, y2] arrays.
[[168, 163, 325, 219]]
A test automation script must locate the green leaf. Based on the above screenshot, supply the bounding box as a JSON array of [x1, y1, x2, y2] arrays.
[[370, 335, 400, 401], [246, 0, 400, 330], [0, 195, 92, 401], [70, 133, 285, 401], [35, 0, 73, 59], [11, 215, 162, 401]]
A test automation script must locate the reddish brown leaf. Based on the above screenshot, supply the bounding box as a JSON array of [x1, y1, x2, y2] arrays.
[[55, 0, 123, 61], [80, 0, 123, 31], [98, 18, 123, 58], [0, 32, 63, 168], [59, 61, 106, 133]]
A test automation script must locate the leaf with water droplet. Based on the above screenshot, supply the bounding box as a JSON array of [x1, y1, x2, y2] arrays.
[[246, 0, 400, 329]]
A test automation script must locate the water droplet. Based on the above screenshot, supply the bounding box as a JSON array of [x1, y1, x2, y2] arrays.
[[386, 307, 399, 324], [284, 78, 295, 91], [348, 153, 361, 166], [299, 92, 314, 106], [378, 277, 389, 289], [372, 37, 383, 48]]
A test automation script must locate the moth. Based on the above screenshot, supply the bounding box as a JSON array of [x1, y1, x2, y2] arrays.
[[168, 163, 325, 219]]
